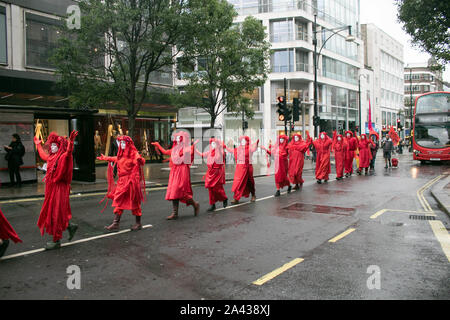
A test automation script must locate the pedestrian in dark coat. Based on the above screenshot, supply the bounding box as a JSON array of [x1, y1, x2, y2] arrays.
[[369, 134, 379, 171], [4, 134, 25, 187]]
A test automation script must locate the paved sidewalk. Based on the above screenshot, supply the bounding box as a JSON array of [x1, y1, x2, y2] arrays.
[[431, 175, 450, 216], [0, 152, 315, 200]]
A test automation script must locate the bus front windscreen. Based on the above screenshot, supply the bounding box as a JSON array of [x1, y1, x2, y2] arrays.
[[414, 93, 450, 149]]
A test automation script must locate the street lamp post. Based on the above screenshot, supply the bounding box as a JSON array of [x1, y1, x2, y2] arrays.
[[313, 14, 355, 138]]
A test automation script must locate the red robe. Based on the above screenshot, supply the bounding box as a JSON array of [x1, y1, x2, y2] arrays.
[[358, 134, 375, 169], [344, 131, 357, 174], [264, 135, 290, 189], [332, 133, 347, 179], [36, 133, 74, 242], [227, 136, 258, 201], [153, 132, 194, 205], [101, 136, 145, 215], [287, 134, 311, 185], [313, 133, 332, 181], [0, 208, 22, 243], [196, 139, 227, 205]]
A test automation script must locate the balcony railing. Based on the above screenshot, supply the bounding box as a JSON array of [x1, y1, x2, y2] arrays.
[[296, 62, 310, 72]]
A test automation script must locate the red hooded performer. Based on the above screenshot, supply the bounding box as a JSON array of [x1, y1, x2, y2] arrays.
[[0, 208, 22, 258], [152, 131, 200, 220], [97, 135, 146, 231], [357, 134, 375, 175], [34, 130, 79, 250], [313, 132, 332, 184], [225, 136, 259, 204], [332, 131, 348, 180], [262, 134, 291, 196], [344, 131, 358, 177], [195, 138, 228, 212], [287, 133, 312, 189]]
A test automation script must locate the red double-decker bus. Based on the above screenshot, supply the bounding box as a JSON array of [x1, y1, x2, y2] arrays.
[[412, 91, 450, 162]]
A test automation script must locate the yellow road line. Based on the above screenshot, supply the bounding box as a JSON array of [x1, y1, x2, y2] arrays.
[[0, 224, 153, 261], [370, 209, 387, 219], [253, 258, 304, 286], [428, 220, 450, 263], [328, 228, 356, 243], [417, 175, 444, 212]]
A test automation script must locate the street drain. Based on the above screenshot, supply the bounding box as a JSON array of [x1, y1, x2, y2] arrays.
[[409, 215, 436, 220], [282, 203, 355, 216]]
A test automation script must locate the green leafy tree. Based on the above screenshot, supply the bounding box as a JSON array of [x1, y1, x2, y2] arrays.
[[52, 0, 201, 138], [396, 0, 450, 65], [174, 0, 271, 128]]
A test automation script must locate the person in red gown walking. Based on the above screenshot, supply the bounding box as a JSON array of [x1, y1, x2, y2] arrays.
[[357, 133, 375, 175], [287, 132, 312, 190], [195, 137, 228, 212], [0, 208, 22, 258], [225, 136, 259, 204], [97, 135, 146, 231], [312, 132, 332, 184], [344, 131, 358, 177], [34, 130, 79, 250], [152, 132, 200, 220], [262, 134, 291, 196], [332, 131, 348, 180]]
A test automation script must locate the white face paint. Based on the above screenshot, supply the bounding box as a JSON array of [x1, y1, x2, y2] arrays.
[[176, 136, 181, 143], [294, 136, 299, 142], [241, 139, 247, 146], [337, 137, 342, 141], [320, 134, 325, 139], [50, 143, 58, 154], [211, 142, 216, 149], [279, 138, 285, 143], [346, 133, 350, 138], [120, 141, 126, 150], [361, 136, 365, 139]]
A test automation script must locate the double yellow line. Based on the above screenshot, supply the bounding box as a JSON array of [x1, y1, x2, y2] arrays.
[[417, 175, 444, 213]]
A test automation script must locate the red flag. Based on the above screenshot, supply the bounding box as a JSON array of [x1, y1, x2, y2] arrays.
[[389, 126, 400, 146]]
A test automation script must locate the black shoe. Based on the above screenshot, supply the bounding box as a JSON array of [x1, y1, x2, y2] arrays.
[[223, 199, 228, 208], [67, 223, 78, 242], [287, 186, 292, 193], [45, 240, 61, 251], [317, 180, 322, 184], [0, 240, 10, 258], [207, 204, 216, 212], [275, 190, 281, 197]]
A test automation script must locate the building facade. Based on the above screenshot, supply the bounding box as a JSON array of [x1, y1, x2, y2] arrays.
[[0, 0, 177, 184], [176, 0, 364, 146], [361, 23, 404, 138], [403, 60, 444, 133]]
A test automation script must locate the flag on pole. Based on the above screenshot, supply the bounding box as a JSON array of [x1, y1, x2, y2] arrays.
[[368, 99, 379, 140]]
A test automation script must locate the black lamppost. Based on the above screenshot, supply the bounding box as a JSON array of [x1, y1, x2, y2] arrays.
[[313, 14, 355, 138]]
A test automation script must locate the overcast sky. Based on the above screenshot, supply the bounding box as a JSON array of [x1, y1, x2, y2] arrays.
[[360, 0, 449, 82]]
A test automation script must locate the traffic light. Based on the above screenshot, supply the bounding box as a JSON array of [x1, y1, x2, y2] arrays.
[[243, 121, 248, 130], [293, 98, 300, 122], [277, 96, 286, 121], [397, 118, 402, 131], [313, 115, 320, 127]]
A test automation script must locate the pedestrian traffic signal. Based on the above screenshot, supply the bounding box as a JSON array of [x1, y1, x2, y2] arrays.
[[293, 98, 300, 122], [243, 121, 248, 130]]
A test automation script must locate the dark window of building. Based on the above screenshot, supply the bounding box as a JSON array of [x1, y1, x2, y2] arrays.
[[0, 6, 6, 64], [25, 13, 62, 69]]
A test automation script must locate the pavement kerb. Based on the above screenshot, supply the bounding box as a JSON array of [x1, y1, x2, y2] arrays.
[[0, 168, 315, 202], [430, 175, 450, 217]]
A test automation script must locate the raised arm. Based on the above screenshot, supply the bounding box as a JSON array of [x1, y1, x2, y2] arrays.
[[34, 136, 49, 162], [250, 139, 259, 153], [195, 146, 208, 158], [97, 154, 117, 162], [151, 142, 171, 155]]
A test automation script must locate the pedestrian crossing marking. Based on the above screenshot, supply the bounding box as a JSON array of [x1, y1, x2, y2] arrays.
[[328, 228, 356, 243], [253, 258, 304, 286]]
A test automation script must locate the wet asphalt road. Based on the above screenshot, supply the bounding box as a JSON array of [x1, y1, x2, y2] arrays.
[[0, 153, 449, 299]]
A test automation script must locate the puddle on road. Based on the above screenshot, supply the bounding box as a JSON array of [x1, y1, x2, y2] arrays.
[[278, 203, 355, 219]]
